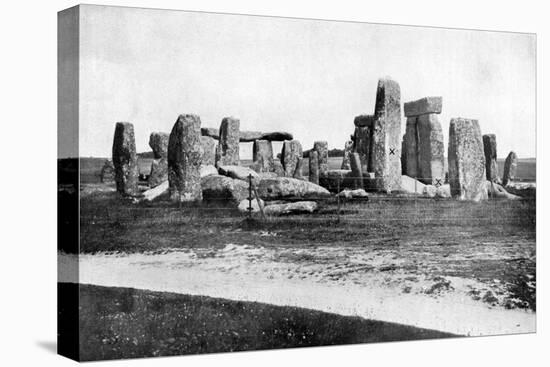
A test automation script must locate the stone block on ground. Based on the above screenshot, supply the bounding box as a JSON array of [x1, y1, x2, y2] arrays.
[[319, 169, 353, 192], [218, 165, 260, 186], [141, 181, 169, 202], [200, 164, 219, 178], [238, 198, 265, 213], [201, 174, 249, 203]]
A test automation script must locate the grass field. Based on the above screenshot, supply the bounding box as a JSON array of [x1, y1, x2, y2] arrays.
[[69, 283, 454, 361]]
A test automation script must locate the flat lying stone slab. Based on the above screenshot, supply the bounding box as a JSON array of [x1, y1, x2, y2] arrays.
[[202, 128, 293, 142], [201, 174, 249, 203], [257, 177, 330, 199], [141, 181, 169, 202], [263, 201, 318, 216], [404, 96, 443, 117]]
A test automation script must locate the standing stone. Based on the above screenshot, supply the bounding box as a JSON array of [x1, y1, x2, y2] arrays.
[[281, 140, 303, 177], [402, 117, 418, 178], [448, 118, 488, 201], [294, 158, 305, 180], [167, 114, 203, 202], [313, 141, 329, 176], [483, 134, 500, 183], [100, 160, 115, 184], [200, 136, 217, 166], [417, 114, 445, 185], [148, 132, 169, 188], [309, 151, 319, 185], [341, 140, 354, 170], [371, 77, 402, 192], [502, 151, 518, 186], [350, 152, 364, 189], [112, 122, 139, 196], [353, 115, 374, 172], [215, 117, 240, 166], [252, 140, 274, 173]]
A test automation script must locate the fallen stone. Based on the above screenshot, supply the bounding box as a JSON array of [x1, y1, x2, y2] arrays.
[[200, 136, 217, 166], [502, 151, 518, 187], [112, 122, 139, 196], [337, 188, 368, 199], [504, 182, 535, 198], [100, 160, 115, 184], [401, 175, 426, 194], [319, 169, 352, 192], [483, 134, 500, 183], [238, 198, 264, 213], [341, 140, 354, 170], [309, 150, 319, 185], [281, 140, 303, 177], [218, 165, 260, 185], [486, 181, 521, 200], [436, 184, 451, 198], [149, 158, 168, 188], [252, 140, 274, 173], [263, 201, 318, 216], [448, 118, 488, 201], [200, 164, 218, 178], [257, 172, 279, 180], [313, 141, 329, 176], [215, 117, 240, 166], [167, 114, 203, 202], [371, 77, 402, 192], [423, 185, 437, 198], [149, 132, 169, 159], [404, 96, 443, 117], [141, 180, 169, 202], [417, 113, 445, 185], [201, 174, 249, 203], [257, 177, 330, 199]]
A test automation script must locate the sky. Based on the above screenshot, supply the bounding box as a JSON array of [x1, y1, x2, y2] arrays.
[[64, 4, 536, 159]]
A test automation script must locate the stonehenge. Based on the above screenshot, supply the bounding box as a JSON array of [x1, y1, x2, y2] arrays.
[[202, 127, 293, 142], [402, 97, 445, 185], [502, 151, 518, 186], [252, 140, 274, 173], [167, 114, 203, 202], [341, 140, 354, 169], [148, 132, 169, 188], [483, 134, 500, 183], [313, 141, 329, 177], [215, 117, 240, 166], [281, 140, 303, 177], [448, 118, 488, 201], [112, 122, 139, 196], [349, 153, 364, 189], [200, 136, 217, 166]]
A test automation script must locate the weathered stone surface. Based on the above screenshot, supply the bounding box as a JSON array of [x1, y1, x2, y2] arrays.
[[200, 136, 217, 166], [337, 188, 368, 198], [404, 96, 443, 117], [505, 182, 535, 198], [263, 201, 318, 216], [417, 113, 445, 185], [257, 172, 279, 180], [309, 151, 319, 185], [319, 169, 352, 192], [293, 158, 306, 180], [486, 181, 520, 200], [502, 151, 518, 186], [200, 164, 218, 178], [483, 134, 500, 183], [257, 177, 330, 199], [313, 141, 329, 176], [354, 124, 372, 172], [238, 198, 264, 213], [252, 140, 274, 173], [112, 122, 139, 196], [201, 175, 249, 203], [141, 181, 169, 202], [448, 118, 488, 201], [281, 140, 303, 177], [272, 160, 285, 177], [149, 158, 168, 188], [350, 152, 364, 189], [436, 184, 451, 198], [167, 114, 203, 202], [354, 114, 375, 127], [402, 117, 418, 178], [202, 127, 292, 142], [401, 175, 426, 194], [371, 77, 402, 192], [423, 185, 437, 198], [149, 132, 169, 159], [100, 160, 115, 183], [341, 140, 354, 169], [218, 165, 260, 186], [215, 117, 240, 166]]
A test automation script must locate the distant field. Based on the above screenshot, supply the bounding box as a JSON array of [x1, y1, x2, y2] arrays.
[[79, 156, 536, 184]]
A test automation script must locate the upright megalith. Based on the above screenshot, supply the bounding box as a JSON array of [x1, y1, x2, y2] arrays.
[[313, 141, 329, 176], [309, 150, 319, 185], [215, 117, 240, 166], [502, 151, 518, 186], [252, 140, 274, 173], [483, 134, 500, 183], [341, 140, 354, 170], [112, 122, 139, 196], [167, 114, 203, 202], [281, 140, 303, 177], [402, 96, 444, 185], [447, 118, 488, 201], [350, 152, 364, 189], [200, 136, 217, 166], [148, 132, 169, 188], [371, 77, 402, 192], [353, 115, 374, 172]]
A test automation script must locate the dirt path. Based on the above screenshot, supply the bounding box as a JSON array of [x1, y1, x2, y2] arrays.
[[59, 243, 535, 336]]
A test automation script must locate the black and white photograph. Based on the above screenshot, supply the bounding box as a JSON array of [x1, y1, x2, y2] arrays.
[[2, 1, 548, 366]]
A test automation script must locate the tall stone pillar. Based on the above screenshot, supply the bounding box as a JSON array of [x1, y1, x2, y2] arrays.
[[252, 140, 274, 173], [483, 134, 500, 183], [215, 117, 240, 166], [112, 122, 139, 196], [148, 132, 169, 188], [502, 151, 518, 186], [313, 141, 329, 177], [281, 140, 303, 177]]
